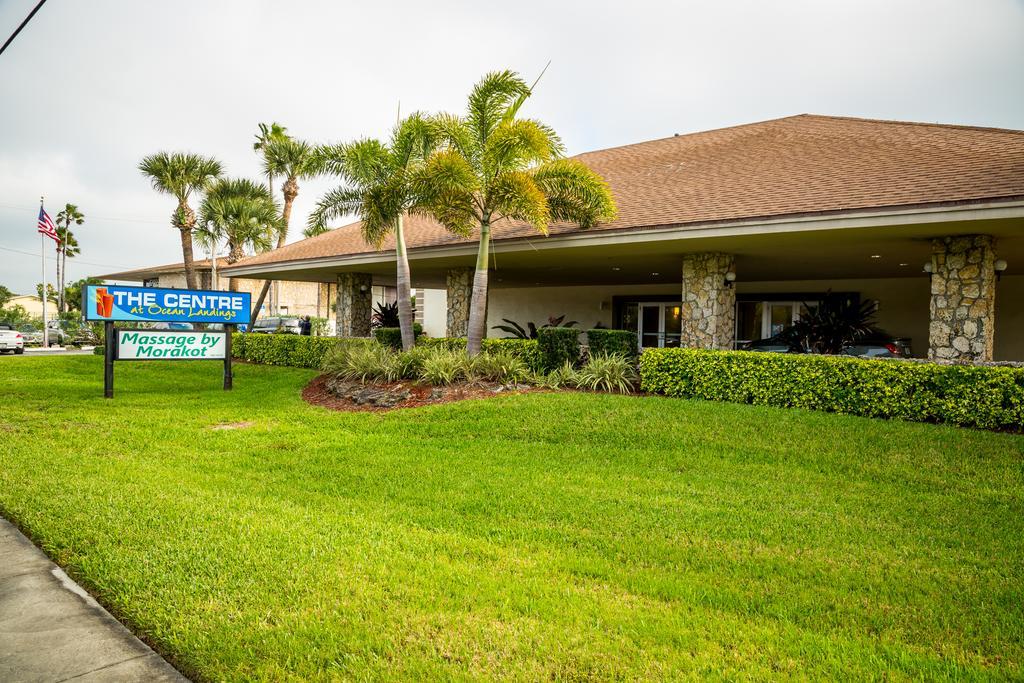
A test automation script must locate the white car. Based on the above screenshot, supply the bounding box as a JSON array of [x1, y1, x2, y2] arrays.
[[0, 324, 25, 355]]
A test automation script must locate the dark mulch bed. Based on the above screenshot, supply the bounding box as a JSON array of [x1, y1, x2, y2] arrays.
[[301, 374, 538, 412]]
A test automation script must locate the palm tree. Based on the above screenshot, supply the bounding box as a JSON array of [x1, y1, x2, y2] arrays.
[[138, 152, 223, 289], [196, 178, 281, 292], [307, 114, 435, 350], [253, 122, 289, 197], [54, 203, 84, 313], [415, 70, 617, 354], [249, 137, 320, 318]]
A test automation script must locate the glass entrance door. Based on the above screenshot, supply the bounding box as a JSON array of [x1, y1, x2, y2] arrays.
[[637, 303, 683, 349]]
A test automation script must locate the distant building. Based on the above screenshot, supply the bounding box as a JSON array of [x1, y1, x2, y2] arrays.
[[5, 294, 52, 318], [96, 259, 422, 326], [97, 259, 331, 320]]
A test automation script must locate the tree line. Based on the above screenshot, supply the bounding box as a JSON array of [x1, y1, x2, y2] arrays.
[[139, 70, 617, 355]]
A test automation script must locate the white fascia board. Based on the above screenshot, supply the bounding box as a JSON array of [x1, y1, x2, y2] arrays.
[[223, 200, 1024, 277]]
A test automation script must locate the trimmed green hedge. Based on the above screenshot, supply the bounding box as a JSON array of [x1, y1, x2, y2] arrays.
[[373, 324, 423, 350], [537, 327, 580, 371], [587, 329, 638, 359], [639, 348, 1024, 430], [232, 334, 372, 369]]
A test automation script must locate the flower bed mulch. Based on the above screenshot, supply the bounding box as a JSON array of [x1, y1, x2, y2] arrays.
[[301, 374, 537, 413]]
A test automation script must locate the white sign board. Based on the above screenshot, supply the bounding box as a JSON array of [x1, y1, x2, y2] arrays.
[[116, 330, 226, 360]]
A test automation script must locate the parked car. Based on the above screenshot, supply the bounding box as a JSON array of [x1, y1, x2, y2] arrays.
[[0, 323, 25, 354], [17, 321, 65, 347], [741, 330, 911, 358], [841, 335, 911, 358], [250, 317, 302, 334]]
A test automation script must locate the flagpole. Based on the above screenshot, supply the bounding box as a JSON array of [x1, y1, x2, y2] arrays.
[[40, 196, 48, 348]]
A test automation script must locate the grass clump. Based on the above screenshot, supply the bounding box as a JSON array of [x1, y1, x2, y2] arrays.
[[465, 351, 530, 385], [419, 348, 466, 385], [575, 353, 638, 393]]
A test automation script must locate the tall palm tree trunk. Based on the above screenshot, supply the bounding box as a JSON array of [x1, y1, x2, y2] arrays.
[[179, 227, 198, 290], [394, 214, 415, 351], [466, 221, 491, 356], [250, 178, 289, 320]]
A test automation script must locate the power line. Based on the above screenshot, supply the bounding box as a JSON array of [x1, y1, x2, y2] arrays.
[[0, 0, 47, 57], [0, 244, 132, 270], [0, 203, 167, 225]]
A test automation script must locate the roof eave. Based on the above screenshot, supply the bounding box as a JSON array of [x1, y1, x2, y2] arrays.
[[221, 197, 1024, 278]]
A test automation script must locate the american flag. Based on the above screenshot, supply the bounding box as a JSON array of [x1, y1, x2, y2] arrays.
[[37, 206, 59, 243]]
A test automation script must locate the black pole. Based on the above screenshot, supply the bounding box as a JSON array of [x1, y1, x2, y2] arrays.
[[103, 321, 114, 399], [0, 0, 48, 57], [223, 325, 233, 390]]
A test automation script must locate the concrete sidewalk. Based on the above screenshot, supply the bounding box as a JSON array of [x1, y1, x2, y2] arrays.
[[0, 518, 186, 682]]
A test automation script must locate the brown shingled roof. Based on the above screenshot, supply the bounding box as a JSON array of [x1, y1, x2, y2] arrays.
[[227, 114, 1024, 270], [98, 259, 214, 281]]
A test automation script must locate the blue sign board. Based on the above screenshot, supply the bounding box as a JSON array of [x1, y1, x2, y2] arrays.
[[84, 285, 252, 325]]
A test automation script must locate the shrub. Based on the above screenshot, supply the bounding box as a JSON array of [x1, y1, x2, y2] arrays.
[[322, 343, 392, 382], [236, 333, 372, 369], [465, 351, 530, 384], [586, 329, 638, 359], [481, 338, 541, 371], [417, 337, 467, 351], [576, 353, 638, 394], [373, 324, 423, 350], [639, 348, 1024, 430], [309, 317, 328, 337], [419, 348, 465, 385], [535, 361, 579, 389], [537, 327, 581, 371]]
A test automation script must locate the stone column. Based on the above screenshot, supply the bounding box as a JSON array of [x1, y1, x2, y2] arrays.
[[335, 272, 373, 337], [681, 253, 736, 350], [446, 267, 473, 338], [928, 235, 997, 361]]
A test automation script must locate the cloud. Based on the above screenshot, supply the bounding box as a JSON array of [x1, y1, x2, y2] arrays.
[[0, 0, 1021, 292]]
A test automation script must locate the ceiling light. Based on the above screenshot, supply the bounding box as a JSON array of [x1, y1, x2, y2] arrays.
[[899, 263, 909, 267], [870, 254, 881, 259]]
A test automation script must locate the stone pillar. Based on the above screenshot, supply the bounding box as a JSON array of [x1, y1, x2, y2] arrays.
[[446, 267, 473, 338], [335, 272, 373, 337], [928, 235, 997, 361], [681, 253, 736, 350]]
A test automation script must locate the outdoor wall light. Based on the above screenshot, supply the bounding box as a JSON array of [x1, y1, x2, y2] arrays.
[[995, 259, 1008, 281], [923, 262, 934, 274], [724, 271, 737, 288], [359, 284, 368, 292]]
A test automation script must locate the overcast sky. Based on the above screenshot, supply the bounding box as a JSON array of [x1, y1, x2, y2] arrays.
[[1, 0, 1021, 294]]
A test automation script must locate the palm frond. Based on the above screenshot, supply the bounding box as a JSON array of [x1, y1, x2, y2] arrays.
[[532, 159, 617, 228], [138, 152, 223, 202], [262, 138, 319, 182], [488, 170, 549, 231], [485, 118, 563, 173], [198, 177, 280, 256], [306, 186, 364, 235], [390, 112, 437, 169], [466, 70, 531, 145]]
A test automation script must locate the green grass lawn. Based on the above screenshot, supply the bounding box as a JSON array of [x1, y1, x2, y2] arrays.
[[1, 356, 1022, 680]]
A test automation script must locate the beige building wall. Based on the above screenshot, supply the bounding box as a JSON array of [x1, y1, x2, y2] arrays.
[[483, 275, 1024, 360], [7, 295, 51, 318]]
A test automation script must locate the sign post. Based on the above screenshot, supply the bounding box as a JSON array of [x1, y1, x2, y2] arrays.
[[224, 325, 233, 390], [83, 285, 251, 398], [104, 321, 114, 399]]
